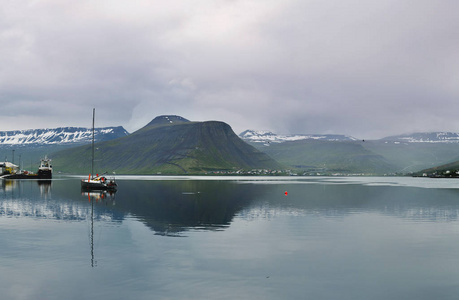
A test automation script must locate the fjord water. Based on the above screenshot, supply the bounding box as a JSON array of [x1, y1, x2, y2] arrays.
[[1, 177, 459, 299]]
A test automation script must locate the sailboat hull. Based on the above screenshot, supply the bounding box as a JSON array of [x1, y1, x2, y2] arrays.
[[81, 180, 117, 191]]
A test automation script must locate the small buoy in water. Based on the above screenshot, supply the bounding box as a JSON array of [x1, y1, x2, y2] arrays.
[[285, 191, 288, 196]]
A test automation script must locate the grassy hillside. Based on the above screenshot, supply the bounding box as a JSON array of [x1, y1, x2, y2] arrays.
[[249, 138, 459, 175], [361, 141, 459, 173], [256, 140, 395, 175], [412, 156, 459, 177], [52, 120, 283, 174]]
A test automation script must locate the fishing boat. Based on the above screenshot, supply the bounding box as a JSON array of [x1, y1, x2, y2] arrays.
[[81, 108, 117, 191], [0, 156, 53, 179], [37, 156, 52, 179]]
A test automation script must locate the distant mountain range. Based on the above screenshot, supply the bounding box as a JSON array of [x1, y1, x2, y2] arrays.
[[381, 132, 459, 143], [2, 126, 456, 149], [4, 119, 459, 175], [239, 130, 459, 175], [240, 130, 459, 144], [0, 126, 129, 170], [0, 126, 128, 146], [239, 130, 357, 144]]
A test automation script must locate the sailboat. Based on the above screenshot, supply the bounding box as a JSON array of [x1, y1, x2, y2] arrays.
[[81, 108, 117, 191]]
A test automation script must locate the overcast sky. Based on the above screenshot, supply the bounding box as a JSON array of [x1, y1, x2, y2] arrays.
[[1, 0, 458, 139]]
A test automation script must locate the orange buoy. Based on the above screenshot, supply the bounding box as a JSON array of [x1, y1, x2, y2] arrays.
[[285, 191, 288, 196]]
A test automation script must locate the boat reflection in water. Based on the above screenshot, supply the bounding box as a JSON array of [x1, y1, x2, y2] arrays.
[[82, 190, 117, 267], [82, 189, 117, 203], [1, 179, 52, 198], [38, 180, 52, 198]]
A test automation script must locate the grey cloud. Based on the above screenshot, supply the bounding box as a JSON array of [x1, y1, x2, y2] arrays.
[[1, 0, 459, 138]]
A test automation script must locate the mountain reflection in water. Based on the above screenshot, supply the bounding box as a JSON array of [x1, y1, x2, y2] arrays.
[[0, 178, 270, 236], [2, 177, 459, 235], [3, 177, 459, 300], [104, 180, 268, 236]]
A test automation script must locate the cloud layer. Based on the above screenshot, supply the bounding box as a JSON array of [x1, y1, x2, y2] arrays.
[[1, 0, 458, 138]]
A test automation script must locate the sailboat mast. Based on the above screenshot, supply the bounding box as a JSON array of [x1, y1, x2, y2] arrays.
[[91, 108, 95, 177]]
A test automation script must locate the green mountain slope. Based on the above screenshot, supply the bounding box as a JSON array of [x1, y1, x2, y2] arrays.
[[412, 154, 459, 177], [254, 140, 395, 174], [52, 117, 282, 174], [361, 141, 459, 173], [248, 138, 459, 175]]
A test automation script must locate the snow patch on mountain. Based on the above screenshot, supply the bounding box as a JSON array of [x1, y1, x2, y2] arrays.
[[239, 130, 357, 145], [146, 115, 190, 127]]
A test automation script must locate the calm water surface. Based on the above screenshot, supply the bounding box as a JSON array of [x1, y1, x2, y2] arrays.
[[1, 176, 459, 299]]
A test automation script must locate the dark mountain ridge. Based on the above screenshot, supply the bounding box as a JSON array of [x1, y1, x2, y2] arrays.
[[52, 116, 282, 174]]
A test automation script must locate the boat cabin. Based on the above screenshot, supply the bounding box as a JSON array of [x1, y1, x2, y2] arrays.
[[0, 162, 19, 175]]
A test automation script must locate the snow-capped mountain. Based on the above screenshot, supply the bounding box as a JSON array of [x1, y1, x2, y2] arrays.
[[146, 115, 190, 127], [240, 130, 459, 144], [381, 132, 459, 143], [0, 126, 129, 146], [239, 130, 357, 145]]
